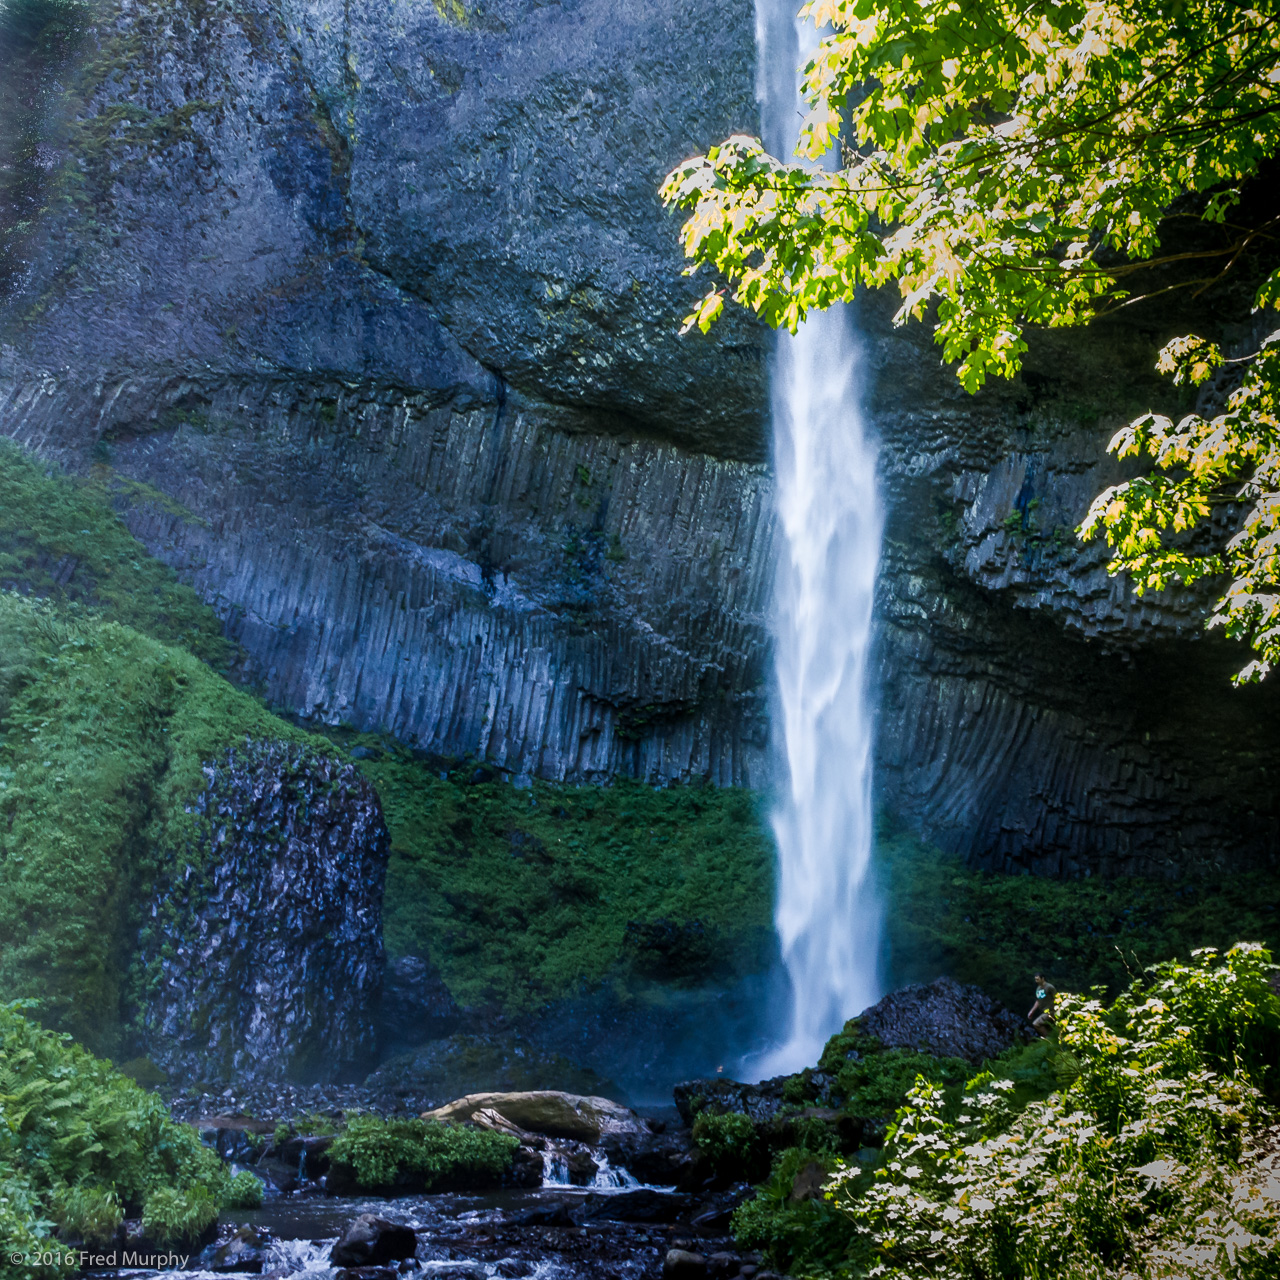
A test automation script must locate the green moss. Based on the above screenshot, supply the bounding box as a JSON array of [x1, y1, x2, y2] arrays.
[[876, 816, 1280, 1013], [0, 591, 330, 1052], [0, 440, 235, 669], [349, 744, 774, 1013], [328, 1115, 517, 1192]]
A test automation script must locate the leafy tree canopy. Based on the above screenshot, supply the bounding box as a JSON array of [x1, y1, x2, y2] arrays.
[[661, 1, 1280, 682]]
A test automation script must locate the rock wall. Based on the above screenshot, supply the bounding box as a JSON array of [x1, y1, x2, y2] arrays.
[[139, 740, 388, 1083], [1, 0, 1278, 874]]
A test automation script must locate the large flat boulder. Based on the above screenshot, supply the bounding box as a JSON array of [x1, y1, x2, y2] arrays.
[[423, 1090, 648, 1144]]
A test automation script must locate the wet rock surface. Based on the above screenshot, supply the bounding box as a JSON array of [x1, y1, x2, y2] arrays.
[[856, 975, 1034, 1063], [330, 1215, 418, 1267], [381, 956, 463, 1052], [177, 1187, 767, 1280], [137, 740, 389, 1085]]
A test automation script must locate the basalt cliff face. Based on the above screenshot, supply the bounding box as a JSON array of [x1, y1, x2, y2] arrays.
[[2, 0, 1278, 876]]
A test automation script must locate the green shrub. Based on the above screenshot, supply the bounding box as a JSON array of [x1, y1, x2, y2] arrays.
[[816, 1034, 970, 1118], [826, 944, 1280, 1280], [328, 1115, 518, 1191], [0, 1003, 229, 1265], [223, 1171, 264, 1210], [294, 1112, 337, 1136], [141, 1185, 218, 1247], [692, 1111, 761, 1177], [732, 1147, 858, 1275], [50, 1183, 123, 1246]]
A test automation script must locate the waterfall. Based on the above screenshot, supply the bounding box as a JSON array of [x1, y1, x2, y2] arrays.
[[753, 0, 884, 1075]]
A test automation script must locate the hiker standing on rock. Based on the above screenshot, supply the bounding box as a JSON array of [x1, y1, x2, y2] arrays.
[[1028, 975, 1056, 1036]]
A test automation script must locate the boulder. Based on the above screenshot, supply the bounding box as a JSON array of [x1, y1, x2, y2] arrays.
[[380, 955, 461, 1049], [422, 1091, 648, 1143], [571, 1188, 694, 1224], [673, 1077, 788, 1127], [600, 1128, 696, 1185], [664, 1249, 708, 1280], [788, 1161, 828, 1204], [856, 976, 1033, 1064], [330, 1215, 417, 1268], [207, 1226, 270, 1274]]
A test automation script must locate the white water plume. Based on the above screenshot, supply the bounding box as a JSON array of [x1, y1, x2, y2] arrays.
[[752, 0, 884, 1076]]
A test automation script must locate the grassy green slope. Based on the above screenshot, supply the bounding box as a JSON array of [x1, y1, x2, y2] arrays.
[[355, 747, 775, 1012], [878, 819, 1280, 1011], [0, 442, 330, 1051]]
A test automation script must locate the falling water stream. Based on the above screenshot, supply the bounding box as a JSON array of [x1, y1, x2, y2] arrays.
[[753, 0, 884, 1075]]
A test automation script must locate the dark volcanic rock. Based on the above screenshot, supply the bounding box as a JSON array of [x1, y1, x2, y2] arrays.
[[380, 955, 462, 1049], [571, 1188, 694, 1224], [137, 740, 388, 1084], [600, 1128, 696, 1185], [330, 1215, 418, 1268], [672, 1076, 787, 1127], [857, 976, 1032, 1064]]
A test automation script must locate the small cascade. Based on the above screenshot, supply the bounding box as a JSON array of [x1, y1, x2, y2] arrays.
[[541, 1148, 572, 1186], [261, 1237, 337, 1277], [589, 1153, 639, 1190]]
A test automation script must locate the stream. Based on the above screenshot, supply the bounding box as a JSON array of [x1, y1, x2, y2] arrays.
[[83, 1179, 750, 1280]]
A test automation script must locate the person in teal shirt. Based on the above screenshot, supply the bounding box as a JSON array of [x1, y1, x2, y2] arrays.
[[1028, 975, 1056, 1036]]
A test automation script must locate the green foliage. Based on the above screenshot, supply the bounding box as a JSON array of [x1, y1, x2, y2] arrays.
[[354, 744, 774, 1012], [140, 1185, 218, 1247], [0, 440, 235, 669], [817, 1036, 970, 1118], [293, 1112, 337, 1137], [0, 1002, 228, 1268], [1080, 332, 1280, 683], [733, 1147, 861, 1277], [825, 945, 1280, 1280], [693, 1111, 762, 1175], [876, 820, 1280, 1014], [222, 1171, 264, 1211], [50, 1183, 123, 1247], [661, 0, 1279, 385], [328, 1115, 518, 1192], [0, 590, 326, 1051], [733, 949, 1280, 1277]]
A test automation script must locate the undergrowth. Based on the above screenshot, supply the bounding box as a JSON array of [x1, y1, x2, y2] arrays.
[[350, 743, 775, 1012], [0, 590, 327, 1053], [328, 1114, 518, 1192], [0, 1002, 231, 1277], [735, 945, 1280, 1280], [877, 819, 1280, 1012], [0, 439, 234, 669]]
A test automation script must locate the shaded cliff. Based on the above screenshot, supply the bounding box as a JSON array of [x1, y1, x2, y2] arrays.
[[1, 0, 1278, 875]]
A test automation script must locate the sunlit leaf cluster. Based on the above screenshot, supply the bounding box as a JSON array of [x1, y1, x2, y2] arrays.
[[1080, 325, 1280, 682], [662, 0, 1280, 391], [661, 0, 1280, 680]]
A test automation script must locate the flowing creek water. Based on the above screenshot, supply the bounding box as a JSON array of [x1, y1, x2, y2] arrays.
[[752, 0, 885, 1075], [87, 1179, 716, 1280]]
